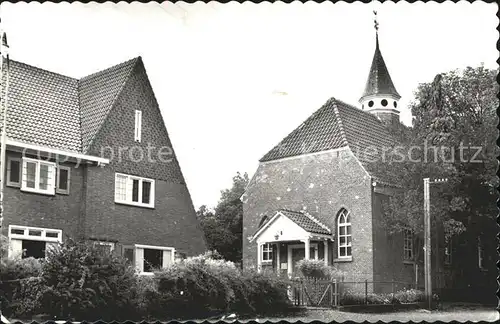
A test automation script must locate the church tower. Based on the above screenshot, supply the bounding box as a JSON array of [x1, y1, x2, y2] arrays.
[[359, 11, 401, 125]]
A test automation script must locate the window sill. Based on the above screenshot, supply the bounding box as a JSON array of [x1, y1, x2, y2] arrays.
[[21, 188, 55, 196], [56, 189, 70, 195], [139, 272, 155, 276], [334, 256, 352, 263], [6, 182, 21, 188], [115, 201, 155, 209]]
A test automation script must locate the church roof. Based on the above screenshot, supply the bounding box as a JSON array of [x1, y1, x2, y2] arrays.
[[259, 97, 397, 184], [0, 57, 140, 155], [360, 35, 400, 101]]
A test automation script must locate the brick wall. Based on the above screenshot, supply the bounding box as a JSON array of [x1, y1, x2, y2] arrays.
[[84, 59, 207, 257], [2, 151, 83, 240], [243, 148, 374, 282], [371, 191, 414, 293], [84, 165, 206, 256]]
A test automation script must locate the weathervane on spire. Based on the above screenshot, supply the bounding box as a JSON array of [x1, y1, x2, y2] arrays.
[[373, 10, 379, 33]]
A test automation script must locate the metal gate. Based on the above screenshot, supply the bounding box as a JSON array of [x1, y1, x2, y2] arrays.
[[289, 277, 338, 307]]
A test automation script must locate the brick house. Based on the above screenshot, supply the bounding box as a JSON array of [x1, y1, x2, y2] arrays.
[[0, 57, 207, 274], [242, 32, 449, 293]]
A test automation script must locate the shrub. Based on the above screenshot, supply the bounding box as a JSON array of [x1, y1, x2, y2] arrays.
[[394, 288, 425, 303], [0, 257, 44, 317], [242, 271, 290, 314], [138, 251, 291, 320], [9, 277, 46, 318], [295, 259, 345, 280], [39, 239, 139, 321], [0, 257, 43, 281]]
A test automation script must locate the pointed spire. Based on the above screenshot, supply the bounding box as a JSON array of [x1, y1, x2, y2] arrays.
[[359, 11, 400, 102], [0, 32, 8, 59]]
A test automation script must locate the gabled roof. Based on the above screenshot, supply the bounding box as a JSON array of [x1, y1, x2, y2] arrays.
[[279, 209, 331, 235], [79, 57, 139, 153], [0, 57, 142, 155], [360, 35, 400, 101], [259, 97, 397, 184], [260, 98, 347, 162], [252, 209, 332, 241]]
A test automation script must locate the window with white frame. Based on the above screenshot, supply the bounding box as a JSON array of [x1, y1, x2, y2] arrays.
[[403, 228, 413, 261], [261, 243, 273, 262], [114, 173, 155, 208], [134, 110, 142, 142], [21, 157, 56, 195], [6, 157, 21, 187], [8, 225, 62, 259], [337, 209, 352, 258], [125, 244, 175, 274], [444, 238, 452, 265], [56, 165, 71, 195]]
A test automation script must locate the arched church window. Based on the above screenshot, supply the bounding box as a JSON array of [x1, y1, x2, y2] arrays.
[[337, 208, 352, 258], [381, 99, 388, 107], [393, 101, 398, 108], [368, 100, 374, 108], [258, 215, 269, 228]]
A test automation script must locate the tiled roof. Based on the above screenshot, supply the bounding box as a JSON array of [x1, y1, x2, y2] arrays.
[[260, 98, 347, 162], [79, 57, 139, 153], [0, 57, 141, 154], [1, 60, 82, 152], [360, 35, 400, 101], [259, 97, 398, 184], [279, 209, 332, 235]]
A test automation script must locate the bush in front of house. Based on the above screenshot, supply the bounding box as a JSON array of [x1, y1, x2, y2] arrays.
[[295, 259, 345, 280], [140, 251, 291, 320], [39, 238, 139, 321], [0, 255, 44, 318], [8, 276, 46, 318]]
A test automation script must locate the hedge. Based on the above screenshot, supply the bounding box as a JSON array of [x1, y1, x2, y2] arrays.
[[1, 246, 291, 321]]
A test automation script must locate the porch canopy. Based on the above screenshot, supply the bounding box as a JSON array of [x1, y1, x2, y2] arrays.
[[250, 209, 333, 274]]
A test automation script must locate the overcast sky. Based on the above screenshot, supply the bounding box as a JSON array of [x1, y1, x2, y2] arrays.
[[2, 1, 497, 209]]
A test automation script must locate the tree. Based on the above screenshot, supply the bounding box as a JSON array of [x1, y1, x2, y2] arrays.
[[377, 65, 498, 277], [197, 172, 249, 264]]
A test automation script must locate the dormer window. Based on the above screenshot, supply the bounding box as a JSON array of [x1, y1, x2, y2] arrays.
[[134, 110, 142, 142]]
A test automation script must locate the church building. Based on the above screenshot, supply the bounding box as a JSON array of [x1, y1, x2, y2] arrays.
[[242, 19, 417, 290]]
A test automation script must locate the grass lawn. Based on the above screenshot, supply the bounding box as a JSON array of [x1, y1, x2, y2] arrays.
[[244, 303, 499, 323]]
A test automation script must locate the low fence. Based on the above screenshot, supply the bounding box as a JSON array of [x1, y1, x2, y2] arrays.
[[289, 277, 420, 308]]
